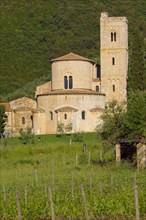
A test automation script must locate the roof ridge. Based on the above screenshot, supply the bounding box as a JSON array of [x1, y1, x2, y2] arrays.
[[51, 52, 95, 63]]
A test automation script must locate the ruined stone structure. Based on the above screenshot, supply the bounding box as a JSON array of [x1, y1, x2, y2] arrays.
[[2, 12, 128, 136]]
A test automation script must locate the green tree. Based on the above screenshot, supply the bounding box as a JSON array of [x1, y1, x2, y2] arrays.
[[126, 90, 146, 139], [0, 105, 6, 135], [127, 27, 146, 96], [98, 100, 126, 144]]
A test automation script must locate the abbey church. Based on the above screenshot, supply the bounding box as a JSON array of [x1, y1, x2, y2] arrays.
[[3, 12, 128, 136]]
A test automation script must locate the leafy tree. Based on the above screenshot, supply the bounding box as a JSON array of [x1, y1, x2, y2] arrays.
[[98, 100, 126, 144], [0, 105, 6, 136]]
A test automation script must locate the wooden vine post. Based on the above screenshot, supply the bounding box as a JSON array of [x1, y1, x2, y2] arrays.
[[80, 184, 90, 220], [16, 191, 23, 220], [48, 186, 55, 220], [134, 174, 140, 220]]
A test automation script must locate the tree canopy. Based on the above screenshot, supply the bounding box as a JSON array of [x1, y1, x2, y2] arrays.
[[0, 0, 146, 101], [98, 91, 146, 144]]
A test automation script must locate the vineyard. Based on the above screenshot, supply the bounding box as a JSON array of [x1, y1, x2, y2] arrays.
[[0, 133, 146, 219]]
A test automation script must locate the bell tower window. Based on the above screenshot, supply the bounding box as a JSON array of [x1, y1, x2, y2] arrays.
[[50, 111, 53, 120], [81, 111, 85, 120], [111, 32, 116, 42]]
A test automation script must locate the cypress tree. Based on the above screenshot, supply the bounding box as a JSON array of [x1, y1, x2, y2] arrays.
[[127, 27, 145, 97], [0, 105, 6, 135]]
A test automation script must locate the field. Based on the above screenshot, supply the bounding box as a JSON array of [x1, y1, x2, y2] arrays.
[[0, 133, 146, 219]]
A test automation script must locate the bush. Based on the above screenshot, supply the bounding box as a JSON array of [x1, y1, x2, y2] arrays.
[[72, 132, 84, 142], [19, 127, 35, 144]]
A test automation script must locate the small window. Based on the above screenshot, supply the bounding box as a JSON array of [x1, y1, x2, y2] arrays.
[[111, 32, 113, 42], [112, 57, 115, 65], [50, 111, 53, 120], [81, 111, 85, 120], [5, 116, 8, 122], [64, 114, 67, 120], [96, 85, 99, 92], [69, 76, 73, 89], [114, 32, 116, 41], [22, 117, 25, 125], [113, 85, 115, 92], [64, 76, 68, 89]]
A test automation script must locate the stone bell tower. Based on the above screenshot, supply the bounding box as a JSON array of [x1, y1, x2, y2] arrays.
[[100, 12, 128, 103]]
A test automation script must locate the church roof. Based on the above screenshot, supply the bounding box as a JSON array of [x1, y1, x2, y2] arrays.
[[0, 103, 10, 112], [55, 106, 78, 113], [13, 106, 35, 112], [51, 52, 95, 64], [36, 89, 105, 96], [90, 106, 104, 112]]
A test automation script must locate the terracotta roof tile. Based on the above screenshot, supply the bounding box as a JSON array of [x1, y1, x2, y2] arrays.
[[13, 106, 35, 112], [55, 106, 78, 113], [90, 106, 104, 112], [0, 103, 10, 112], [51, 52, 95, 63], [36, 89, 105, 96]]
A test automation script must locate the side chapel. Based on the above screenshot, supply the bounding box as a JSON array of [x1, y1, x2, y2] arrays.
[[2, 12, 128, 136]]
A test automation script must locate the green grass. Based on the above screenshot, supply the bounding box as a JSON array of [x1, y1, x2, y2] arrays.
[[0, 133, 146, 219]]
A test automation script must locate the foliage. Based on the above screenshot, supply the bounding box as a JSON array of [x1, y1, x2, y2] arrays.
[[98, 100, 126, 144], [98, 91, 146, 143], [127, 27, 146, 96], [65, 122, 73, 133], [72, 132, 84, 142], [0, 0, 146, 101], [19, 127, 35, 144], [0, 105, 6, 135], [126, 90, 146, 139], [56, 122, 65, 136]]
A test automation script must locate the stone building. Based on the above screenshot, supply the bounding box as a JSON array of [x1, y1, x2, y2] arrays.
[[2, 12, 128, 136]]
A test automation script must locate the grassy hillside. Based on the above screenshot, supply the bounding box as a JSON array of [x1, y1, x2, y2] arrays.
[[0, 0, 146, 101], [0, 133, 146, 219]]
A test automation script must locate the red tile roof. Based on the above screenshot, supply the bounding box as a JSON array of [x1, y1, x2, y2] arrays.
[[51, 52, 95, 64], [36, 89, 105, 96], [0, 103, 10, 112]]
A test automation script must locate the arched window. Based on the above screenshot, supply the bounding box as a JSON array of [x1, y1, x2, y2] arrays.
[[64, 76, 68, 89], [113, 85, 115, 92], [69, 76, 73, 89], [111, 32, 116, 42], [96, 85, 99, 92], [112, 57, 115, 65], [50, 111, 53, 120], [114, 32, 116, 41], [64, 114, 67, 120], [81, 111, 85, 120], [111, 32, 113, 42], [22, 117, 25, 125]]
